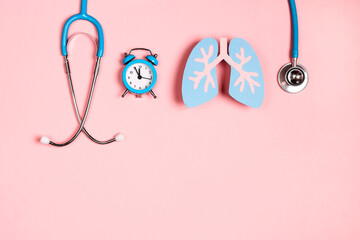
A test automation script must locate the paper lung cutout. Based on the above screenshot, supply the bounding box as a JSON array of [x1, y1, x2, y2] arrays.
[[182, 37, 264, 108], [228, 38, 264, 108], [182, 38, 219, 108]]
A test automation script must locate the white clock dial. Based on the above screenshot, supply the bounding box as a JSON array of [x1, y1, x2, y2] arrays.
[[125, 63, 154, 91]]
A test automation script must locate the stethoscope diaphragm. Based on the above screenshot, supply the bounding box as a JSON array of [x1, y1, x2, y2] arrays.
[[278, 62, 308, 93]]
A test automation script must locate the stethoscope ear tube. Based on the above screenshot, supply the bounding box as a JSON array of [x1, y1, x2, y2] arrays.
[[42, 55, 124, 146]]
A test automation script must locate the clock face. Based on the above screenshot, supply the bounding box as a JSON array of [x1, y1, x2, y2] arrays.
[[125, 62, 154, 91]]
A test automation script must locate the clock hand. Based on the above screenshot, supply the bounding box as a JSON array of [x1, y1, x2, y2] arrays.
[[142, 76, 152, 80], [134, 67, 141, 75], [134, 67, 142, 79]]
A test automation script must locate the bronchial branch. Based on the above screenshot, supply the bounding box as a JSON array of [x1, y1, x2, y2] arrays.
[[189, 45, 217, 92], [189, 38, 260, 94], [228, 47, 260, 93]]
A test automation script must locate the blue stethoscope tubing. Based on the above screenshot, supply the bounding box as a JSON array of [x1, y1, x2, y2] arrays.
[[61, 0, 104, 57], [289, 0, 299, 59], [41, 0, 123, 146]]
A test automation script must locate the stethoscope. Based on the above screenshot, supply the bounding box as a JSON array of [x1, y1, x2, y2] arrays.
[[40, 0, 123, 146], [278, 0, 309, 93]]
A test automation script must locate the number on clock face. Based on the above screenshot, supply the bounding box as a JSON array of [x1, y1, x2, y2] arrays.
[[126, 63, 153, 91]]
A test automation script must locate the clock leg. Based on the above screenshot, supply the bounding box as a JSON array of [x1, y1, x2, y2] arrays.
[[150, 90, 157, 99], [121, 89, 129, 98]]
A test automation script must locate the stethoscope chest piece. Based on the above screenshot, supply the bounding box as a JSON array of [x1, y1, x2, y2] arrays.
[[278, 61, 308, 93]]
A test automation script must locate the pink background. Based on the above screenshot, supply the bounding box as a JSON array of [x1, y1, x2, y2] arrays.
[[1, 0, 360, 239]]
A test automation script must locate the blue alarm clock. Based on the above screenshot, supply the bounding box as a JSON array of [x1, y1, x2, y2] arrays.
[[121, 48, 158, 98]]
